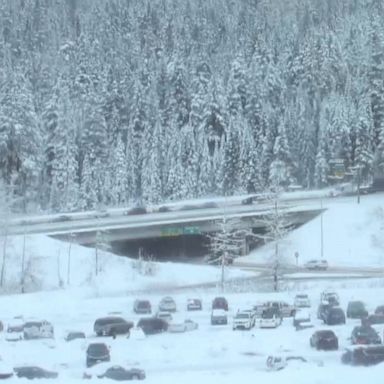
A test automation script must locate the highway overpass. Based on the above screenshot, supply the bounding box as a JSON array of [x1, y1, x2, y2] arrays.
[[6, 197, 326, 259]]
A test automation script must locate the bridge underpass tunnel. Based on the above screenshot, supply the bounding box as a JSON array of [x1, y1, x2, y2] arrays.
[[110, 235, 211, 263]]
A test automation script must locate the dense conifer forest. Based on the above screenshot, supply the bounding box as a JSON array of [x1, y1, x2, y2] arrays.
[[1, 0, 384, 212]]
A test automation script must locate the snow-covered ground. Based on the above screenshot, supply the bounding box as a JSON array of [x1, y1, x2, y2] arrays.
[[238, 192, 384, 268], [0, 193, 384, 382]]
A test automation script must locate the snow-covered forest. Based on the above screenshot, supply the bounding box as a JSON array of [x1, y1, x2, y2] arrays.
[[1, 0, 384, 213]]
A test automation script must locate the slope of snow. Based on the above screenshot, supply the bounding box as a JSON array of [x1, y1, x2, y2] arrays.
[[0, 234, 251, 296], [238, 193, 384, 268]]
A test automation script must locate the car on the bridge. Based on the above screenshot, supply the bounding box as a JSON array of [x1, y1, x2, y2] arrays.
[[125, 206, 147, 215]]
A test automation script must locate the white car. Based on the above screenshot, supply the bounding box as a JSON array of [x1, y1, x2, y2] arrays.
[[293, 309, 313, 328], [211, 309, 228, 325], [304, 260, 328, 271], [158, 297, 177, 312], [5, 318, 24, 342], [168, 319, 198, 333], [233, 311, 254, 330], [259, 308, 282, 328], [320, 289, 340, 305], [294, 294, 311, 308]]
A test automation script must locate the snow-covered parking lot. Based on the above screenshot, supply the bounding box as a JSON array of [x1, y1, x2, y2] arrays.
[[2, 281, 384, 383]]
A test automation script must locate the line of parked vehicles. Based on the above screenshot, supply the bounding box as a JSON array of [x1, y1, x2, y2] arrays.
[[3, 290, 384, 379]]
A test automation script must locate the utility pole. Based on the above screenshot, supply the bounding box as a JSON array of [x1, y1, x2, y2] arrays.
[[320, 198, 324, 259], [21, 228, 26, 293], [357, 166, 361, 205]]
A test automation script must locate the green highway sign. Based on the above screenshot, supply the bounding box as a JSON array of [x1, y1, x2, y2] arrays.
[[161, 226, 201, 237]]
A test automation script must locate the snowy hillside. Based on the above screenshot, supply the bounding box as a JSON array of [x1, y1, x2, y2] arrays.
[[0, 234, 251, 296], [238, 193, 384, 268]]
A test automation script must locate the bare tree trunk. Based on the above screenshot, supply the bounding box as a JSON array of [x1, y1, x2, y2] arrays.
[[0, 232, 8, 287]]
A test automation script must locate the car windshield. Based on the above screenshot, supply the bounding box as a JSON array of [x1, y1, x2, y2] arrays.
[[88, 344, 108, 353], [356, 327, 377, 336], [319, 331, 334, 338], [236, 313, 250, 319]]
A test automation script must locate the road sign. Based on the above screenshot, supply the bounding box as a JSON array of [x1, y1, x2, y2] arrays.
[[183, 226, 200, 235]]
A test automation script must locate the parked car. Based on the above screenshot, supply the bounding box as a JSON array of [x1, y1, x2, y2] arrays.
[[293, 309, 312, 328], [155, 311, 173, 323], [0, 363, 13, 379], [136, 317, 168, 335], [158, 296, 177, 312], [14, 366, 58, 379], [367, 314, 384, 325], [347, 301, 368, 319], [259, 307, 282, 328], [94, 317, 133, 337], [86, 343, 111, 368], [351, 326, 382, 345], [65, 331, 86, 342], [187, 298, 202, 311], [211, 309, 228, 325], [5, 318, 24, 341], [304, 259, 328, 271], [324, 307, 346, 325], [133, 300, 152, 314], [294, 294, 311, 308], [320, 290, 340, 305], [97, 366, 146, 380], [310, 330, 338, 350], [212, 297, 228, 311], [232, 311, 253, 330], [317, 303, 332, 321], [266, 355, 308, 371], [23, 320, 54, 340], [374, 305, 384, 315], [168, 319, 198, 333], [342, 346, 384, 366]]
